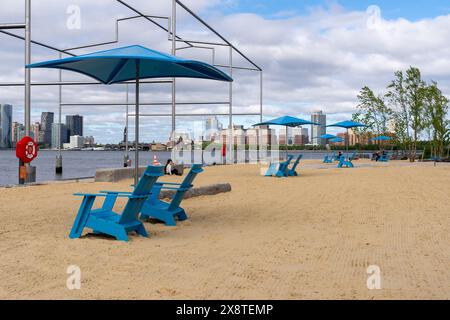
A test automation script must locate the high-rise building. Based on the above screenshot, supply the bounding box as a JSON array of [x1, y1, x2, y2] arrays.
[[311, 111, 326, 146], [246, 125, 274, 146], [31, 122, 40, 141], [41, 112, 54, 146], [258, 125, 275, 146], [205, 116, 222, 141], [66, 114, 83, 138], [51, 123, 68, 149], [0, 104, 13, 148], [301, 128, 309, 144], [232, 125, 246, 145], [69, 135, 84, 149], [12, 122, 23, 145]]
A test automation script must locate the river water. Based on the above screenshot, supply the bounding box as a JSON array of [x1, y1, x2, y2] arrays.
[[0, 150, 370, 186]]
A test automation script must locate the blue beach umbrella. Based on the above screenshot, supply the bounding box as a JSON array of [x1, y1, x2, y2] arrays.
[[329, 137, 344, 143], [320, 134, 338, 140], [327, 120, 367, 151], [254, 116, 320, 158], [370, 135, 392, 142], [27, 45, 232, 184]]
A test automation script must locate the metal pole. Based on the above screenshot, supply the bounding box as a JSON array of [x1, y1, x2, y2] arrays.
[[171, 0, 176, 144], [286, 126, 288, 160], [56, 53, 63, 174], [134, 61, 140, 186], [260, 71, 263, 122], [258, 71, 263, 163], [346, 128, 349, 152], [24, 0, 31, 137], [21, 0, 34, 184], [228, 45, 233, 164], [124, 83, 129, 167]]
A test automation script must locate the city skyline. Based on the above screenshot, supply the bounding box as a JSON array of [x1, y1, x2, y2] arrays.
[[3, 107, 367, 148]]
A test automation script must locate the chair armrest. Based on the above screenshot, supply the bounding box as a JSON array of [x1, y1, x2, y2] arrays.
[[160, 186, 191, 191], [73, 193, 109, 197], [157, 182, 183, 186], [73, 193, 147, 199], [99, 190, 133, 195]]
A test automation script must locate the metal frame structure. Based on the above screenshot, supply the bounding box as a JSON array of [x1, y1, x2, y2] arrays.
[[0, 0, 263, 183]]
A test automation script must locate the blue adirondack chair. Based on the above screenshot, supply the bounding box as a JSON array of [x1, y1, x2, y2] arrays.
[[334, 153, 342, 161], [337, 156, 354, 168], [264, 155, 294, 177], [69, 165, 164, 241], [140, 164, 204, 226], [378, 153, 390, 162], [288, 154, 303, 176], [264, 163, 279, 177], [323, 153, 334, 163], [276, 155, 294, 177]]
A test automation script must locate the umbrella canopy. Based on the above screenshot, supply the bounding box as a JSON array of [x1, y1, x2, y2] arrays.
[[370, 135, 392, 142], [326, 120, 367, 151], [329, 137, 344, 143], [27, 45, 232, 185], [26, 45, 233, 83], [253, 116, 320, 159], [326, 120, 367, 129], [320, 134, 338, 140], [253, 116, 319, 127]]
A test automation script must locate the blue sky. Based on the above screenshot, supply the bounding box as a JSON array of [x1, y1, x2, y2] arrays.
[[220, 0, 450, 21]]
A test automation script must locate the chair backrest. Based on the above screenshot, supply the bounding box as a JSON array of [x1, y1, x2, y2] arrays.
[[291, 154, 303, 170], [283, 155, 294, 166], [169, 164, 204, 211], [279, 155, 294, 173], [119, 165, 164, 224]]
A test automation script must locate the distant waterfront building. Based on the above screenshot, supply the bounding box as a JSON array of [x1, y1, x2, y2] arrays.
[[232, 125, 246, 145], [205, 116, 223, 141], [301, 128, 309, 144], [12, 122, 22, 144], [66, 114, 83, 138], [279, 127, 293, 145], [41, 112, 54, 146], [246, 125, 274, 146], [291, 127, 303, 145], [84, 136, 95, 147], [31, 122, 40, 141], [0, 104, 13, 148], [246, 128, 258, 146], [311, 111, 326, 146], [258, 125, 274, 146], [51, 123, 68, 149], [69, 135, 84, 149]]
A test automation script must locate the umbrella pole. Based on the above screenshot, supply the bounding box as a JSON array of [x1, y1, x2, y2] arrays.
[[346, 128, 349, 152], [285, 126, 288, 160], [134, 61, 140, 186]]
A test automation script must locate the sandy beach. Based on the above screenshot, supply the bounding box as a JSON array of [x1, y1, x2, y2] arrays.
[[0, 160, 449, 300]]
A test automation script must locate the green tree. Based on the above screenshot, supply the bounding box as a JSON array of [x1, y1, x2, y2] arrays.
[[423, 82, 449, 158], [404, 67, 427, 161], [355, 86, 392, 135], [386, 70, 410, 152]]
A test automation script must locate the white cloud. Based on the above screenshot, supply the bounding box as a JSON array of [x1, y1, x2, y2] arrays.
[[1, 0, 449, 143]]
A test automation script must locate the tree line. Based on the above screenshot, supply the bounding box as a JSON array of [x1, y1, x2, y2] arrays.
[[353, 66, 450, 161]]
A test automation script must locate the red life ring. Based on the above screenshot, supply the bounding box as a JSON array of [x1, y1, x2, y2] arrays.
[[16, 136, 38, 163]]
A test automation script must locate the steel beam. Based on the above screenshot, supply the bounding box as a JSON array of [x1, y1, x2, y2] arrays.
[[0, 23, 26, 29], [0, 80, 172, 87]]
